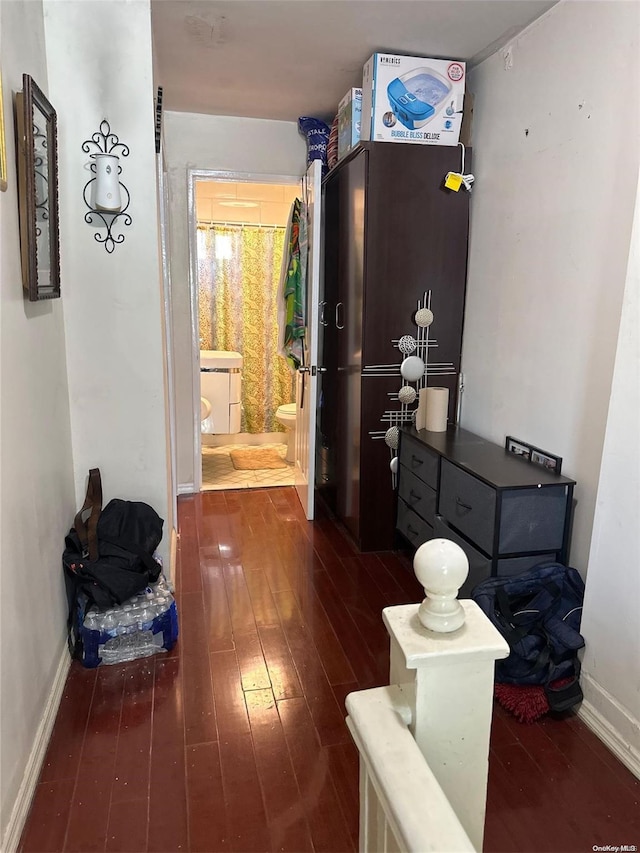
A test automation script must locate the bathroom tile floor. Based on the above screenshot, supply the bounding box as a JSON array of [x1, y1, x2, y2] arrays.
[[202, 443, 295, 490]]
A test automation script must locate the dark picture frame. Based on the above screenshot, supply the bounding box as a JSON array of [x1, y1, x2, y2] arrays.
[[505, 436, 531, 460], [530, 447, 563, 474], [15, 74, 61, 301], [505, 435, 562, 474]]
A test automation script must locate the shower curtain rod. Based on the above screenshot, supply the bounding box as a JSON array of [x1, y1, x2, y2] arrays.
[[197, 220, 286, 230]]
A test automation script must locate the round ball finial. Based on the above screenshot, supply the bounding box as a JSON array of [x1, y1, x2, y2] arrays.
[[413, 538, 469, 633]]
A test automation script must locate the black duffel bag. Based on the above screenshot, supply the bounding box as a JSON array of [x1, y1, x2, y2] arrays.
[[63, 468, 164, 655], [472, 562, 585, 712]]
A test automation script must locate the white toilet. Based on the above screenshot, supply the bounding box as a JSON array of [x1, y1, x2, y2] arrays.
[[275, 403, 297, 463]]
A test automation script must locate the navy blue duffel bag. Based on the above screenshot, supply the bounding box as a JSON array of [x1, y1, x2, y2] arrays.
[[472, 562, 585, 711]]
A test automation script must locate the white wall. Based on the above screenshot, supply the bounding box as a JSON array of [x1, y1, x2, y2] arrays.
[[0, 0, 76, 843], [463, 0, 640, 757], [463, 0, 640, 572], [43, 0, 170, 551], [580, 169, 640, 768], [162, 111, 306, 488]]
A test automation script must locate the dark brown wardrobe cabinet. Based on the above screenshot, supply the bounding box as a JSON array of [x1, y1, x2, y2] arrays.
[[318, 142, 471, 551]]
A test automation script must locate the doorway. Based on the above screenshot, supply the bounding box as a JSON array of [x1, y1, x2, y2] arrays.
[[188, 171, 301, 491]]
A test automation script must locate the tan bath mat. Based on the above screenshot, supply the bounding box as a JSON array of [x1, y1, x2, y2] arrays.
[[229, 447, 287, 470]]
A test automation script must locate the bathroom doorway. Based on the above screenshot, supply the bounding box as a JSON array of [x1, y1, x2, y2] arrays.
[[189, 172, 301, 490]]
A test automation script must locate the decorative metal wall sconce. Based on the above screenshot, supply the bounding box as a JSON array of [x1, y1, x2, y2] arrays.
[[367, 290, 456, 488], [82, 120, 131, 253]]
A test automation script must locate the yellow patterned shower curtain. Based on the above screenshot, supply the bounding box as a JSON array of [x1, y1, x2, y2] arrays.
[[197, 224, 293, 434]]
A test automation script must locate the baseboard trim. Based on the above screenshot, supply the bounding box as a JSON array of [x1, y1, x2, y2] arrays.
[[178, 482, 195, 495], [578, 683, 640, 780], [1, 644, 71, 853]]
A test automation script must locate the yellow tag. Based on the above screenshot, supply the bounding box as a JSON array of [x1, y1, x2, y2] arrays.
[[445, 171, 463, 191]]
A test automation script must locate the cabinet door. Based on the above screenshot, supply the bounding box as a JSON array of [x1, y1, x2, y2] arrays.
[[316, 176, 340, 512], [362, 144, 470, 424], [335, 151, 366, 541]]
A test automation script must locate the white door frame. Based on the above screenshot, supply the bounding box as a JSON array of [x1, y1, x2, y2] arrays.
[[157, 153, 178, 523], [294, 161, 322, 519], [187, 169, 302, 492]]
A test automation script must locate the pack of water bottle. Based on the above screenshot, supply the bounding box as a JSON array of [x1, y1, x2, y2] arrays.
[[77, 572, 179, 667]]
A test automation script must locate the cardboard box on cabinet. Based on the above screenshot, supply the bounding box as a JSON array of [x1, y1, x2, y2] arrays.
[[361, 53, 466, 146], [337, 87, 362, 161]]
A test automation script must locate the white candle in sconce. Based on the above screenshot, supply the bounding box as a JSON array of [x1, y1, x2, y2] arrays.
[[92, 153, 122, 212]]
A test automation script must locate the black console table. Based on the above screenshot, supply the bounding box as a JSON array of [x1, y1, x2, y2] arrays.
[[396, 426, 576, 597]]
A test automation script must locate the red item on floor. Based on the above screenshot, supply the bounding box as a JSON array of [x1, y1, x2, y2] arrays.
[[495, 678, 575, 724], [495, 683, 549, 723]]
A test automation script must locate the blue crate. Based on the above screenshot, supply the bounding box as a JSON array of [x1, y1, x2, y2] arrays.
[[76, 574, 178, 668]]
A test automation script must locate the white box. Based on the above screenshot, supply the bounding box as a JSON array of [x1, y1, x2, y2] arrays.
[[337, 88, 362, 161], [361, 53, 466, 146]]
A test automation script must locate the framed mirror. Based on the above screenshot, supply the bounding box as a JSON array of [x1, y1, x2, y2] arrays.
[[15, 74, 60, 301]]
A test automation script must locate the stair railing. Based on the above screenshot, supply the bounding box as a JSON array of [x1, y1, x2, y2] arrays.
[[345, 539, 509, 852]]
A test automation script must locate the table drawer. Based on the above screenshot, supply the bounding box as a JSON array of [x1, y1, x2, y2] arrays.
[[399, 434, 439, 489], [439, 459, 496, 555], [397, 499, 434, 549], [433, 516, 491, 598], [398, 467, 437, 525], [499, 487, 568, 553], [497, 553, 561, 577]]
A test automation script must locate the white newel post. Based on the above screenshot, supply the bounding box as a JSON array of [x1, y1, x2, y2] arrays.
[[382, 539, 509, 851]]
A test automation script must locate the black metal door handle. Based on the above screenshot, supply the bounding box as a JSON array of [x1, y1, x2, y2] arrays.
[[407, 524, 420, 539], [411, 455, 423, 468], [409, 490, 421, 504], [456, 497, 472, 512]]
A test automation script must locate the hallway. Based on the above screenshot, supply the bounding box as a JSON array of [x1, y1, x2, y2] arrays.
[[20, 488, 639, 852]]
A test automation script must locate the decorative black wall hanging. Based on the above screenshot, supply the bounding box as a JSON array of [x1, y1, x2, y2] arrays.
[[82, 120, 131, 253]]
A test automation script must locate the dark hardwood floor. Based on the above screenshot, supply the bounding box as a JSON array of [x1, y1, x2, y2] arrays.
[[20, 487, 639, 852]]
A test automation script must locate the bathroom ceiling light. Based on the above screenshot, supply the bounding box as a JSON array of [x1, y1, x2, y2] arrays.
[[218, 200, 259, 208]]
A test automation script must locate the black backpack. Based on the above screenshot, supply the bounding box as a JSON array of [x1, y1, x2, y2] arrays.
[[472, 562, 585, 712], [63, 469, 164, 655]]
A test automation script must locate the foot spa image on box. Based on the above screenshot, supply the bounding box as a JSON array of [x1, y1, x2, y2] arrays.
[[387, 67, 452, 130]]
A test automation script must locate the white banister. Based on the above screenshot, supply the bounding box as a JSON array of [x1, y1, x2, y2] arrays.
[[347, 685, 474, 853], [346, 539, 509, 852], [346, 685, 475, 853]]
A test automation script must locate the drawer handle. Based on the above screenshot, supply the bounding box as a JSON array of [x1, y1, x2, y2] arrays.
[[456, 497, 473, 513], [409, 490, 421, 505], [407, 524, 420, 539], [410, 454, 423, 468]]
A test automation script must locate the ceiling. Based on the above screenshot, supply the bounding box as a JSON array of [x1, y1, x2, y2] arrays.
[[151, 0, 556, 123]]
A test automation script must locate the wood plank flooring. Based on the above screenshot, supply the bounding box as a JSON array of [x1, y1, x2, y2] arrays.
[[20, 487, 639, 852]]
